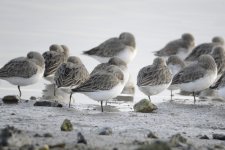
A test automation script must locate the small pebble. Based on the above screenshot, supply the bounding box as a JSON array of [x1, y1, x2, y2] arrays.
[[133, 99, 157, 113], [49, 143, 65, 149], [213, 133, 225, 140], [169, 133, 187, 147], [30, 96, 37, 100], [34, 133, 42, 137], [77, 132, 87, 144], [133, 140, 145, 145], [2, 95, 20, 104], [136, 140, 171, 150], [34, 101, 62, 107], [99, 127, 112, 135], [197, 135, 209, 139], [147, 131, 158, 139], [214, 144, 225, 149], [39, 144, 49, 150], [43, 133, 53, 138], [19, 145, 36, 150], [61, 119, 73, 131]]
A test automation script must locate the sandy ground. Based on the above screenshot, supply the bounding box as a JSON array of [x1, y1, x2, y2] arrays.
[[1, 97, 225, 150]]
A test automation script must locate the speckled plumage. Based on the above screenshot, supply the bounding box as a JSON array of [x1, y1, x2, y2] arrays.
[[72, 66, 125, 112], [172, 55, 217, 85], [172, 55, 217, 103], [84, 38, 127, 57], [137, 58, 172, 86], [54, 56, 89, 88], [83, 32, 136, 64], [185, 36, 224, 62], [0, 51, 45, 97], [154, 33, 195, 58], [0, 51, 44, 78], [90, 57, 127, 76], [72, 72, 123, 92], [211, 72, 225, 89], [172, 64, 206, 85], [166, 55, 186, 100], [43, 44, 69, 78], [0, 57, 37, 78], [210, 46, 225, 75], [167, 55, 186, 70], [84, 32, 135, 57]]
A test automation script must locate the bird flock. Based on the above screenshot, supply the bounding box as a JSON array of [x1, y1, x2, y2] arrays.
[[0, 32, 225, 112]]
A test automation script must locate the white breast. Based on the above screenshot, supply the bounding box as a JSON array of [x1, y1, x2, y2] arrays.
[[4, 66, 44, 86], [82, 82, 124, 102], [44, 74, 55, 83], [138, 83, 171, 96], [178, 73, 217, 92], [117, 47, 137, 64], [218, 87, 225, 99], [168, 64, 182, 77], [91, 55, 110, 63], [176, 48, 189, 60], [168, 84, 179, 90]]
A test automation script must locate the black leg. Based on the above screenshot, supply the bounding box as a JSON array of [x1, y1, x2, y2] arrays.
[[69, 92, 73, 108], [101, 101, 103, 112], [170, 90, 173, 101], [18, 85, 21, 97], [148, 96, 151, 102], [193, 92, 196, 104], [53, 84, 56, 96]]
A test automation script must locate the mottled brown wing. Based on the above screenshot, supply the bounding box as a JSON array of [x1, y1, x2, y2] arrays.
[[90, 63, 108, 76], [154, 39, 184, 56], [55, 63, 89, 87], [83, 38, 126, 57], [43, 51, 63, 77], [0, 57, 37, 78], [211, 72, 225, 89], [72, 73, 119, 92], [172, 65, 205, 85], [185, 43, 213, 61], [137, 65, 171, 86]]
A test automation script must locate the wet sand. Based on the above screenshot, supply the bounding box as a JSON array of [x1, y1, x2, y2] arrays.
[[1, 98, 225, 149]]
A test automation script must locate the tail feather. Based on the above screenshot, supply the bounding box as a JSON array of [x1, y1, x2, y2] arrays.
[[83, 50, 91, 55], [153, 49, 165, 56], [83, 47, 98, 56], [43, 73, 49, 77], [72, 87, 79, 93], [153, 50, 160, 56], [210, 84, 217, 89], [210, 73, 225, 90]]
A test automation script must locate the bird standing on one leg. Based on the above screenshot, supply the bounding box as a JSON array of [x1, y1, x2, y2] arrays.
[[72, 66, 125, 112], [137, 57, 172, 101], [166, 55, 186, 101], [172, 55, 217, 103], [0, 51, 45, 97], [54, 56, 89, 107]]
